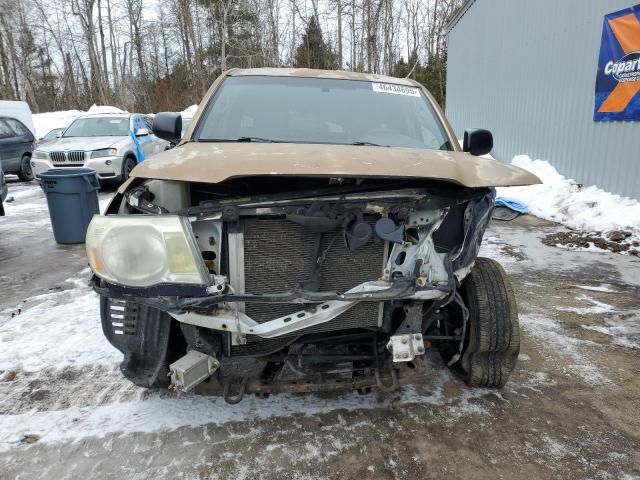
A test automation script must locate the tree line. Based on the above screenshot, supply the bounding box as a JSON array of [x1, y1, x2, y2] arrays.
[[0, 0, 463, 113]]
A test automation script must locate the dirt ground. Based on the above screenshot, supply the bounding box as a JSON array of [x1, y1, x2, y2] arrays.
[[1, 178, 639, 480]]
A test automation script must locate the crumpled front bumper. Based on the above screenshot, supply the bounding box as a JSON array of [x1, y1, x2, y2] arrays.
[[92, 276, 450, 340], [92, 187, 494, 343]]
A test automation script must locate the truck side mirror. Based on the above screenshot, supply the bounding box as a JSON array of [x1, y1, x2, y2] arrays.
[[463, 129, 493, 156], [153, 113, 182, 143]]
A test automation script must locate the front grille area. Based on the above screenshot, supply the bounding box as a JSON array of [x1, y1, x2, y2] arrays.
[[240, 217, 386, 334], [68, 151, 86, 163], [49, 151, 65, 163], [49, 150, 86, 165]]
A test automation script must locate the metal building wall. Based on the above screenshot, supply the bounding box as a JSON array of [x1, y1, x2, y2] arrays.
[[446, 0, 640, 200]]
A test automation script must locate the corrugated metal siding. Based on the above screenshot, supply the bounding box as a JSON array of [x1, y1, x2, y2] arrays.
[[446, 0, 640, 200]]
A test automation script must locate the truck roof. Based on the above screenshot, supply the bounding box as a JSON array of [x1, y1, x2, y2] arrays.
[[228, 68, 420, 87]]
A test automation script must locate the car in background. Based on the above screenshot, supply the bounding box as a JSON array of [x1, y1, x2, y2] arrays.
[[38, 127, 66, 146], [0, 101, 35, 137], [0, 166, 7, 215], [0, 116, 36, 181], [31, 113, 169, 183]]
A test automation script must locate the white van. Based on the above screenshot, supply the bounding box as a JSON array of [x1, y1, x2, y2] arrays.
[[0, 101, 36, 180], [0, 101, 35, 136]]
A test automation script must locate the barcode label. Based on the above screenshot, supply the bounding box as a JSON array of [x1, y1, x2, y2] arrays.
[[371, 83, 421, 97]]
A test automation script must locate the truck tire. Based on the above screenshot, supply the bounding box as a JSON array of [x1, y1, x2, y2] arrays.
[[18, 155, 34, 182], [441, 257, 520, 388]]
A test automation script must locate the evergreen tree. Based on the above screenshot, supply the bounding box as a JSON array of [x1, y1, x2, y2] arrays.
[[391, 52, 448, 107], [293, 16, 338, 70], [392, 56, 410, 78]]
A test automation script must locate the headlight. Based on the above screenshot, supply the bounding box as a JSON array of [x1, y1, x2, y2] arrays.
[[91, 148, 118, 159], [32, 150, 48, 159], [86, 215, 209, 287]]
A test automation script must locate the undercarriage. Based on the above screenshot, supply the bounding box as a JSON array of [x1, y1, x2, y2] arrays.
[[93, 176, 518, 401]]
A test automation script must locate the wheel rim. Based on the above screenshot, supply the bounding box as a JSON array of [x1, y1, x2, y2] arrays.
[[22, 158, 33, 179]]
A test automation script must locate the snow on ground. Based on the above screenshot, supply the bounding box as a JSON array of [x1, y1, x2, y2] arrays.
[[0, 274, 121, 373], [1, 182, 49, 222], [581, 318, 640, 350], [519, 313, 610, 386], [576, 284, 619, 293], [497, 155, 640, 246], [557, 295, 617, 315], [0, 364, 500, 452], [3, 182, 111, 219], [480, 234, 526, 265]]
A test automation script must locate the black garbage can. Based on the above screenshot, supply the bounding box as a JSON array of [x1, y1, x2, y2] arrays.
[[39, 168, 100, 244]]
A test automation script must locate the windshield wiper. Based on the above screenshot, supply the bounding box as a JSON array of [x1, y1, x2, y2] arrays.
[[236, 136, 276, 143], [351, 141, 389, 147], [198, 137, 277, 143]]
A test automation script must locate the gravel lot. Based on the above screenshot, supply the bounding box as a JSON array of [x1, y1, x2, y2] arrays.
[[1, 178, 639, 480]]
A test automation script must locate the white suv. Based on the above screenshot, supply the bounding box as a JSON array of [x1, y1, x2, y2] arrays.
[[31, 113, 169, 182]]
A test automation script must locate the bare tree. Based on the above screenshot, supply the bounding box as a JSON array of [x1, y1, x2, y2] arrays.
[[0, 0, 463, 111]]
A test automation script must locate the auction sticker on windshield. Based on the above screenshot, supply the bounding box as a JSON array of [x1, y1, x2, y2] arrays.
[[372, 83, 421, 97]]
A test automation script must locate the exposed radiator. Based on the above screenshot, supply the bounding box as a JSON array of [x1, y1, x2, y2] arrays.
[[239, 217, 386, 333]]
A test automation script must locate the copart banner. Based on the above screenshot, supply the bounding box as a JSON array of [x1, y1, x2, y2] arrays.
[[594, 4, 640, 121]]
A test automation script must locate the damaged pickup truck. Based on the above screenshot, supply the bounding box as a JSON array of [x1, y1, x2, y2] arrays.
[[87, 68, 540, 403]]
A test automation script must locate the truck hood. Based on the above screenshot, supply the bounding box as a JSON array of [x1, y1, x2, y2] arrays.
[[131, 142, 541, 188], [38, 136, 129, 152]]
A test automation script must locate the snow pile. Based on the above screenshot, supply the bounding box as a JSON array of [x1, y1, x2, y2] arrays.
[[181, 104, 199, 119], [86, 104, 126, 114], [32, 105, 126, 138], [497, 155, 640, 246], [32, 110, 83, 138]]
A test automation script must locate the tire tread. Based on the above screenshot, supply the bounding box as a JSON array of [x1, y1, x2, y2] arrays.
[[458, 257, 519, 388]]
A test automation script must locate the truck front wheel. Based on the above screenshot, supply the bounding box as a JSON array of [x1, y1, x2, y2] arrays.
[[440, 257, 520, 388]]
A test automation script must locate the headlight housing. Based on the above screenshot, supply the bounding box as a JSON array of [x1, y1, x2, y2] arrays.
[[91, 148, 118, 159], [86, 215, 209, 287], [32, 150, 48, 159]]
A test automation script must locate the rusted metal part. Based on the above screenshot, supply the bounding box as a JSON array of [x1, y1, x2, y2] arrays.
[[396, 302, 424, 333], [223, 377, 248, 404], [198, 363, 424, 396]]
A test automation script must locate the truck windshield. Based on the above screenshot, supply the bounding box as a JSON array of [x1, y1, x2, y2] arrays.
[[64, 116, 130, 137], [195, 76, 453, 150]]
